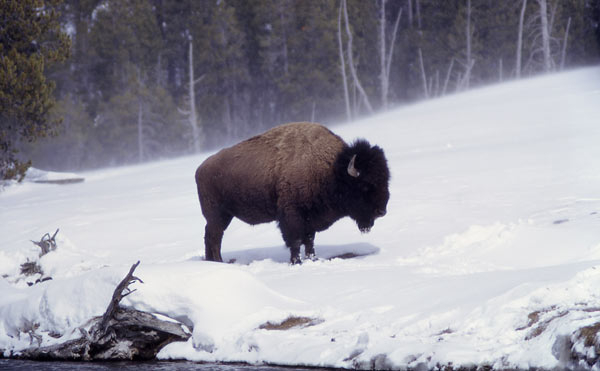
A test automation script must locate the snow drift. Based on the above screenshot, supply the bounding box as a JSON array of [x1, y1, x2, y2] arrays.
[[1, 67, 600, 369]]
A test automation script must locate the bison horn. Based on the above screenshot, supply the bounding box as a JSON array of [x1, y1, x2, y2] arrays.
[[347, 154, 360, 178]]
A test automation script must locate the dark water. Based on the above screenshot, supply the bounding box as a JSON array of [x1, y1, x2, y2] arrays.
[[0, 359, 332, 371]]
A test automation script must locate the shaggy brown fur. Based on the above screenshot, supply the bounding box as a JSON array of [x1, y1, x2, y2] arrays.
[[195, 122, 389, 264]]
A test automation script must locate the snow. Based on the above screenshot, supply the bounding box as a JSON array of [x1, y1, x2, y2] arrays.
[[2, 67, 600, 369], [23, 168, 82, 183]]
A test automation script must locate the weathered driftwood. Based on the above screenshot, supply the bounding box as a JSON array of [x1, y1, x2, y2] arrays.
[[18, 261, 190, 361], [31, 229, 59, 257]]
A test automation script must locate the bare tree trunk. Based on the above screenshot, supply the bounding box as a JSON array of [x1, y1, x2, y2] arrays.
[[342, 0, 373, 113], [549, 0, 558, 36], [538, 0, 552, 72], [279, 3, 289, 76], [379, 0, 387, 109], [338, 1, 351, 121], [137, 101, 144, 162], [464, 0, 473, 89], [455, 72, 463, 92], [428, 75, 434, 97], [156, 54, 164, 87], [224, 98, 233, 138], [352, 81, 358, 118], [560, 17, 571, 70], [442, 58, 454, 96], [415, 0, 422, 29], [418, 48, 429, 98], [408, 0, 413, 27], [188, 39, 202, 153], [386, 5, 402, 82], [135, 68, 145, 163], [516, 0, 527, 78], [379, 0, 402, 110], [498, 58, 503, 81]]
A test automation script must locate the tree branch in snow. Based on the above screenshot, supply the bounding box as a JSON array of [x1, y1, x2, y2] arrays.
[[17, 261, 190, 361]]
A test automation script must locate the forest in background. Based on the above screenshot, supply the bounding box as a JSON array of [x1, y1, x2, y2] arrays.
[[3, 0, 600, 174]]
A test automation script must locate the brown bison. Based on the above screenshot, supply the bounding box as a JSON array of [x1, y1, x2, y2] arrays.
[[195, 122, 390, 264]]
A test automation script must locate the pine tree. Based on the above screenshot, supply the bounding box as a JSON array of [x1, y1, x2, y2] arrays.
[[0, 0, 70, 181], [189, 0, 249, 142], [85, 0, 179, 167]]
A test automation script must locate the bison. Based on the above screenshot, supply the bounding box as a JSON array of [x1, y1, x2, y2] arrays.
[[195, 122, 390, 264]]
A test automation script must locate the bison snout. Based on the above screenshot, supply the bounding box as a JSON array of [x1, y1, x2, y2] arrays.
[[376, 208, 387, 217]]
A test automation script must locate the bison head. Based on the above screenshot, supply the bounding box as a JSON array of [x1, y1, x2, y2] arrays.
[[335, 139, 390, 233]]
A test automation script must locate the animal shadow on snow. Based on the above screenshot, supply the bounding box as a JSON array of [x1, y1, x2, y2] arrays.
[[188, 243, 380, 265]]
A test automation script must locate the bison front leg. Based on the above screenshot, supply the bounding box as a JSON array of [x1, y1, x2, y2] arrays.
[[288, 240, 303, 265], [303, 231, 316, 260]]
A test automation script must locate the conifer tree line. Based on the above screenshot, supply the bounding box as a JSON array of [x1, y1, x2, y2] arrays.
[[2, 0, 599, 177]]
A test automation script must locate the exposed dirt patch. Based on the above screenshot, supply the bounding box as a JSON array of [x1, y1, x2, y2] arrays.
[[577, 322, 600, 347], [259, 316, 323, 331], [515, 306, 573, 340], [525, 311, 568, 340]]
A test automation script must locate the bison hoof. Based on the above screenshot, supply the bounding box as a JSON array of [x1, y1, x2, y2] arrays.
[[305, 253, 317, 261], [290, 256, 302, 265]]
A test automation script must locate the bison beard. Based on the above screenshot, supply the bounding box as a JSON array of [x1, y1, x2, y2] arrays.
[[195, 122, 390, 264]]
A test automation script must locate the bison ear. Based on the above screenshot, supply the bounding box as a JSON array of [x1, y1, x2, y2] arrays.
[[347, 154, 360, 178]]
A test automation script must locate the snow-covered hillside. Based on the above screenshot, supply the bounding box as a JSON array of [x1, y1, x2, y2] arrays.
[[1, 67, 600, 369]]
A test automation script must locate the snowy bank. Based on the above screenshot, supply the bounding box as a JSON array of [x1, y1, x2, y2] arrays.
[[1, 67, 600, 369]]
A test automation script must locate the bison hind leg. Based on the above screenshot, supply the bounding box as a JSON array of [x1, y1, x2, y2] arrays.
[[204, 213, 233, 262]]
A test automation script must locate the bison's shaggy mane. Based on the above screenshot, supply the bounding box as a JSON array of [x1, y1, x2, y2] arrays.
[[334, 139, 390, 191]]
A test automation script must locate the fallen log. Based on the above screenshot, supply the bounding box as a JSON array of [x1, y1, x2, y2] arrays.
[[33, 178, 85, 185], [18, 261, 190, 361]]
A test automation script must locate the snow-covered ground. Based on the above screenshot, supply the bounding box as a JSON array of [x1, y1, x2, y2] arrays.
[[1, 67, 600, 369]]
